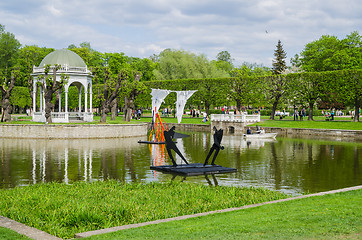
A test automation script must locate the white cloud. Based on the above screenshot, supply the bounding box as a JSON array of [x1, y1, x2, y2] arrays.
[[0, 0, 361, 67]]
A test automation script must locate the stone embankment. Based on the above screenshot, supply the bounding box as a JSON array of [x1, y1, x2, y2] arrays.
[[0, 123, 148, 139]]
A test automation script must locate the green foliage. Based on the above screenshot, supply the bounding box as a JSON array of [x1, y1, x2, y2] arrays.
[[298, 31, 362, 72], [0, 26, 21, 83], [153, 49, 229, 80], [16, 45, 54, 87], [9, 86, 31, 109]]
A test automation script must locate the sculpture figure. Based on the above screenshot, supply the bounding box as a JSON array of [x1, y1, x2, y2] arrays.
[[164, 126, 189, 166], [204, 126, 224, 166]]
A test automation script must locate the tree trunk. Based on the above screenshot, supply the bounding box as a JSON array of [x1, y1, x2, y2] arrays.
[[269, 99, 279, 120], [204, 100, 210, 116], [1, 99, 12, 122], [44, 88, 54, 123], [111, 98, 117, 121], [0, 73, 16, 122], [236, 99, 242, 113], [123, 97, 133, 122], [100, 100, 109, 123], [354, 98, 360, 122], [308, 102, 314, 121]]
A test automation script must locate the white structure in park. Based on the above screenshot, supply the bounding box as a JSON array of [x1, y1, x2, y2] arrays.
[[32, 49, 93, 123], [151, 89, 197, 123]]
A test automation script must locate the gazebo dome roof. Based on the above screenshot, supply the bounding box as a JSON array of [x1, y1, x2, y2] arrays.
[[39, 49, 87, 68]]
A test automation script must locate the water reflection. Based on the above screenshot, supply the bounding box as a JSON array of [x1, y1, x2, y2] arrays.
[[0, 134, 361, 195]]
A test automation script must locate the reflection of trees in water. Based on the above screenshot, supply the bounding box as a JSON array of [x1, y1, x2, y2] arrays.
[[0, 136, 361, 193], [0, 138, 149, 188]]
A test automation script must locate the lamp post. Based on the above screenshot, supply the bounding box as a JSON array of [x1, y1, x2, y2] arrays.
[[293, 97, 296, 121]]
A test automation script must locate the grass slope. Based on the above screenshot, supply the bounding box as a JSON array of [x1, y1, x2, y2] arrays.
[[86, 189, 362, 240], [0, 181, 287, 239]]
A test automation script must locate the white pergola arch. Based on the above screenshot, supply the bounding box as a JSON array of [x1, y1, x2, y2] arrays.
[[32, 64, 93, 123]]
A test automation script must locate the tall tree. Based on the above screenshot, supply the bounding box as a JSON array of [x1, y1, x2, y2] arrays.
[[153, 49, 228, 80], [1, 71, 17, 122], [0, 25, 21, 81], [0, 25, 20, 121], [298, 32, 362, 72], [230, 63, 270, 112], [268, 40, 288, 119], [264, 74, 288, 120], [272, 40, 287, 75], [93, 67, 131, 123], [37, 65, 68, 123], [121, 73, 146, 122]]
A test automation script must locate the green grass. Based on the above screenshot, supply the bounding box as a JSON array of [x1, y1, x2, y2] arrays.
[[0, 181, 287, 239], [254, 118, 362, 130], [86, 189, 362, 240], [0, 227, 31, 240]]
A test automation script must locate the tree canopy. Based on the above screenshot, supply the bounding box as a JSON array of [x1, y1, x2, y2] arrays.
[[295, 31, 362, 72], [153, 49, 229, 80]]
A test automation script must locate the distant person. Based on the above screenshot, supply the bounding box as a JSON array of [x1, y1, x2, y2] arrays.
[[202, 112, 207, 122], [247, 127, 252, 134], [260, 127, 265, 134]]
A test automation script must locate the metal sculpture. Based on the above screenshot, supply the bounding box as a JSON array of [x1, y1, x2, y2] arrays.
[[204, 126, 224, 166], [164, 126, 189, 166]]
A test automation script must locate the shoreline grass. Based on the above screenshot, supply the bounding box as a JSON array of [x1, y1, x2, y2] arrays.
[[0, 181, 288, 239], [85, 189, 362, 240]]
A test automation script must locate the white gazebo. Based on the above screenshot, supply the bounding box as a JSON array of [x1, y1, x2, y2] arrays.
[[31, 49, 93, 123]]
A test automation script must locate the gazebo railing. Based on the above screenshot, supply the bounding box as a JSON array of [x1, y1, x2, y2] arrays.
[[33, 65, 89, 74], [210, 114, 260, 123]]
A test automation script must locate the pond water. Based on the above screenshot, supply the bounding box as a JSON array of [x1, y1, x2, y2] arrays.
[[1, 132, 361, 195]]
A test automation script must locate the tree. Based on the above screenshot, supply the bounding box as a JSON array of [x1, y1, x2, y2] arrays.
[[0, 25, 20, 122], [216, 50, 233, 64], [153, 49, 229, 80], [130, 57, 157, 81], [37, 65, 68, 123], [264, 74, 288, 120], [93, 67, 130, 123], [272, 40, 287, 75], [298, 32, 362, 72], [335, 70, 362, 122], [1, 71, 17, 121], [212, 51, 234, 74], [0, 26, 21, 82], [230, 63, 270, 112], [288, 73, 328, 120], [121, 73, 147, 122], [267, 41, 288, 119]]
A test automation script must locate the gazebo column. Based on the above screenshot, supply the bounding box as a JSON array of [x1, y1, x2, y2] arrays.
[[58, 89, 62, 112], [65, 91, 68, 112], [78, 87, 82, 113], [85, 89, 88, 113], [90, 85, 93, 113], [39, 86, 43, 112], [32, 82, 37, 113]]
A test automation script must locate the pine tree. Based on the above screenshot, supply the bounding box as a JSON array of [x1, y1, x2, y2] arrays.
[[272, 40, 287, 75]]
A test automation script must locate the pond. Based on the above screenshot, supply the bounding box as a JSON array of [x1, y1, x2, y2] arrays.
[[1, 132, 361, 195]]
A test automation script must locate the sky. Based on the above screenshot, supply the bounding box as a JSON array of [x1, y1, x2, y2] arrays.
[[0, 0, 361, 67]]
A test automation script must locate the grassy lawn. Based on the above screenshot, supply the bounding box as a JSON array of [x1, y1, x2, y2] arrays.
[[254, 117, 362, 130], [0, 181, 287, 239], [0, 227, 31, 240], [85, 189, 362, 240], [2, 114, 361, 130]]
